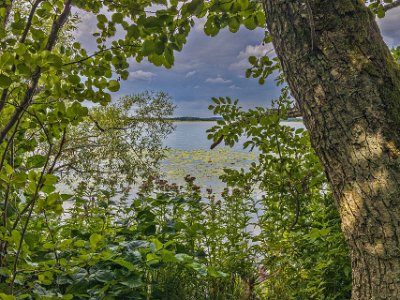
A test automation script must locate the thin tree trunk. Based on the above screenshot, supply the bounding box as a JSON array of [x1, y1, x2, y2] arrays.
[[0, 0, 72, 146], [264, 0, 400, 299]]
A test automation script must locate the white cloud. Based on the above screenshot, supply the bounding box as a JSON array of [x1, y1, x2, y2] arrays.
[[74, 11, 97, 39], [185, 71, 197, 78], [230, 43, 275, 71], [194, 17, 206, 32], [129, 70, 156, 81], [194, 85, 200, 89], [229, 84, 241, 90], [205, 75, 232, 84], [378, 7, 400, 47]]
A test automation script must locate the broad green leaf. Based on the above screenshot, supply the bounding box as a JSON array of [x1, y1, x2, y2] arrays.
[[112, 258, 135, 271], [142, 40, 156, 56], [0, 293, 16, 300], [108, 80, 120, 92], [90, 233, 103, 249], [26, 155, 47, 169], [0, 74, 12, 88], [97, 14, 107, 23], [68, 74, 81, 84], [120, 275, 143, 289]]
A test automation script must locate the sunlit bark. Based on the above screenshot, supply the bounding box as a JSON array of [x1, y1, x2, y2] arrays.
[[264, 0, 400, 298]]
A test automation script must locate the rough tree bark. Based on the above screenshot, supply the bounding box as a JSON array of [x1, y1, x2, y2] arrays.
[[264, 0, 400, 299]]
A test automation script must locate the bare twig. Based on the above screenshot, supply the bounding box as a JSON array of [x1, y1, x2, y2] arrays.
[[0, 113, 24, 173], [288, 189, 300, 231], [48, 129, 67, 174]]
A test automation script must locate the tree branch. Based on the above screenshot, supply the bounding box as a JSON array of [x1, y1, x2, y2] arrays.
[[384, 0, 400, 11], [0, 113, 23, 174], [10, 143, 53, 292], [52, 163, 85, 175], [88, 114, 105, 132], [21, 0, 44, 44], [210, 106, 302, 149], [0, 0, 72, 146], [1, 0, 13, 28], [63, 44, 140, 66], [0, 0, 45, 113], [288, 189, 300, 231], [48, 129, 67, 174]]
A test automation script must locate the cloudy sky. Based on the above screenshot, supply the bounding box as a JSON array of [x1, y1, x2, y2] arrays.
[[76, 7, 400, 117]]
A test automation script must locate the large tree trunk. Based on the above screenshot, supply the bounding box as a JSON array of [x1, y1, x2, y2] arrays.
[[264, 0, 400, 299]]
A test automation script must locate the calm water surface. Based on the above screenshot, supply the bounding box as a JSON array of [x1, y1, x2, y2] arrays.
[[161, 121, 306, 191], [163, 121, 305, 151]]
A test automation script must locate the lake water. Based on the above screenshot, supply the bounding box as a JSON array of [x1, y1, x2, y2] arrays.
[[161, 121, 305, 192], [63, 121, 306, 205], [163, 121, 305, 151]]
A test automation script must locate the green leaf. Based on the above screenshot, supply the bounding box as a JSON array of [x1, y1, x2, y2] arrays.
[[228, 17, 240, 33], [146, 253, 160, 263], [74, 240, 86, 247], [30, 27, 46, 41], [46, 193, 61, 205], [151, 239, 163, 252], [108, 80, 120, 92], [204, 18, 220, 36], [68, 74, 81, 84], [113, 258, 135, 271], [97, 14, 107, 23], [11, 230, 21, 245], [92, 270, 114, 283], [0, 74, 12, 88], [207, 266, 228, 278], [248, 56, 257, 65], [142, 40, 156, 56], [71, 268, 88, 282], [0, 293, 16, 300], [26, 155, 46, 169], [11, 19, 25, 30], [186, 0, 204, 14], [244, 16, 257, 30], [175, 253, 193, 264], [111, 12, 124, 23], [155, 41, 165, 55], [120, 275, 143, 289], [255, 11, 265, 26], [164, 47, 174, 67], [160, 249, 176, 262], [89, 233, 103, 249], [376, 5, 386, 18], [44, 174, 59, 185], [142, 16, 163, 28], [15, 44, 27, 56]]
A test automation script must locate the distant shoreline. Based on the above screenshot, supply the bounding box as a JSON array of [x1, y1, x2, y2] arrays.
[[167, 117, 222, 122], [168, 117, 304, 122]]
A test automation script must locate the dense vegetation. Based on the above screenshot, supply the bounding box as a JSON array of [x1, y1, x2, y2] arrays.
[[0, 0, 398, 299], [0, 86, 352, 299]]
